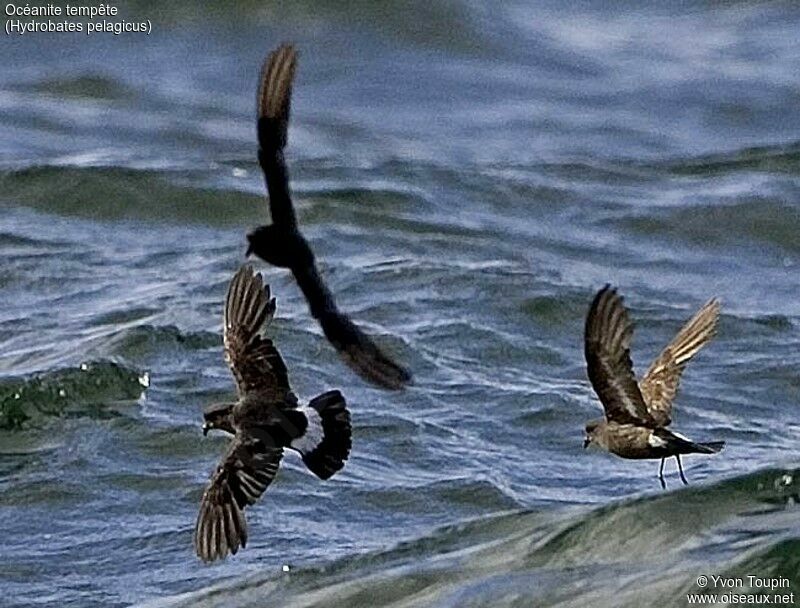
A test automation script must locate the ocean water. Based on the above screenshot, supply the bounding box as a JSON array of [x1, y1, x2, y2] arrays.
[[1, 2, 799, 606]]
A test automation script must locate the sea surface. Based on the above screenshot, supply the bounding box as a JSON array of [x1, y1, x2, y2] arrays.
[[1, 2, 799, 606]]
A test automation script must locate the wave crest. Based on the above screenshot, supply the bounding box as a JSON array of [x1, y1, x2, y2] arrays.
[[0, 360, 147, 430]]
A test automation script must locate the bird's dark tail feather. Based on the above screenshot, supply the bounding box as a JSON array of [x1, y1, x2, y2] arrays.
[[300, 390, 351, 480], [668, 433, 725, 455], [655, 429, 725, 455], [694, 441, 725, 454]]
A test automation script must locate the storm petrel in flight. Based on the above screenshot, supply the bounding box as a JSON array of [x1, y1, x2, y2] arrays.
[[194, 265, 351, 562], [583, 285, 724, 489], [245, 43, 412, 390]]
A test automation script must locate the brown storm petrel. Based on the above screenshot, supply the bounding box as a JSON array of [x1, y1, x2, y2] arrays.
[[245, 43, 412, 390], [583, 285, 724, 489], [195, 265, 351, 562]]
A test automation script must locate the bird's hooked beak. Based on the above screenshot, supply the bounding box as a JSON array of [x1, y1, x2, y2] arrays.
[[583, 437, 590, 449]]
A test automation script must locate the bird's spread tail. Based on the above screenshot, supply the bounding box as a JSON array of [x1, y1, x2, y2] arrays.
[[291, 390, 351, 480]]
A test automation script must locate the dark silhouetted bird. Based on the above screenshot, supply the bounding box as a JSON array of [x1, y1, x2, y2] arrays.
[[195, 265, 351, 562], [583, 285, 724, 489], [246, 43, 412, 390]]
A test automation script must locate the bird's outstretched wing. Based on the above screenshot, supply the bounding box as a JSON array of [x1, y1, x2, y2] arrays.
[[639, 298, 720, 426], [293, 262, 412, 390], [584, 286, 657, 426], [194, 435, 283, 562], [252, 43, 412, 391], [224, 265, 293, 400], [257, 43, 298, 228]]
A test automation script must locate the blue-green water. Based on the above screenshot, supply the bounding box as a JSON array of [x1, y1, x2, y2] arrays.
[[1, 2, 799, 606]]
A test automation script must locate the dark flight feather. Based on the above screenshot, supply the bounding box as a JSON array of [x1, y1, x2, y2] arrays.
[[224, 265, 293, 401], [585, 285, 657, 426], [194, 437, 283, 562]]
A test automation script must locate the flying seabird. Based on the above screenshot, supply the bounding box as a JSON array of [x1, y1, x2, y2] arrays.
[[583, 285, 724, 489], [194, 265, 352, 562], [245, 43, 412, 390]]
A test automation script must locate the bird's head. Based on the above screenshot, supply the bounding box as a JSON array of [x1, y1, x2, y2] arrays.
[[245, 225, 279, 262], [245, 225, 311, 268], [584, 419, 604, 449], [202, 402, 235, 436]]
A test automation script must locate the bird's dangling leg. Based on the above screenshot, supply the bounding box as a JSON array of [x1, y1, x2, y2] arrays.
[[658, 458, 667, 490], [676, 455, 689, 485]]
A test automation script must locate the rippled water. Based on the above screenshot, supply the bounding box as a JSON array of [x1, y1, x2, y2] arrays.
[[2, 2, 799, 606]]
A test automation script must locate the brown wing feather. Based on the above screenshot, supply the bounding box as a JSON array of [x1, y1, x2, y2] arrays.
[[639, 298, 720, 426], [194, 435, 283, 562], [585, 286, 657, 426], [224, 265, 293, 399], [256, 44, 299, 231], [258, 44, 297, 129]]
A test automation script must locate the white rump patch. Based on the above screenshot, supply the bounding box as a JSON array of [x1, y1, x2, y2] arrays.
[[647, 433, 668, 448], [290, 407, 324, 455]]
